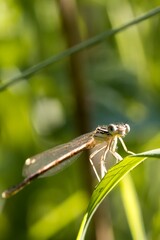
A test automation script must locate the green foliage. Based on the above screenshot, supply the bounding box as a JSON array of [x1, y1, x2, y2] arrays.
[[77, 149, 160, 240], [0, 1, 160, 240]]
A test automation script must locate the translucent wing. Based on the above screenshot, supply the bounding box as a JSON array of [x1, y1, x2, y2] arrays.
[[23, 132, 94, 178]]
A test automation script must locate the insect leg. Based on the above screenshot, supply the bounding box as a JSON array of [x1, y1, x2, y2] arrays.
[[118, 137, 134, 155], [89, 145, 107, 182], [100, 148, 109, 179]]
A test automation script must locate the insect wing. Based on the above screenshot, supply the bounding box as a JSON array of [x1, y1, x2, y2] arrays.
[[23, 132, 94, 178]]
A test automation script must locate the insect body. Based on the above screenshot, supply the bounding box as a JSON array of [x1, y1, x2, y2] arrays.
[[2, 123, 133, 198]]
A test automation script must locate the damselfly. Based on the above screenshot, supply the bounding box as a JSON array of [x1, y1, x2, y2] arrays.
[[2, 123, 133, 198]]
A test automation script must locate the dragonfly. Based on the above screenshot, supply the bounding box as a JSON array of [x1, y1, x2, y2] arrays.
[[2, 123, 134, 199]]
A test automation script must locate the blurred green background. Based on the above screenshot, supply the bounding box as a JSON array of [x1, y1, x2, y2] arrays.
[[0, 0, 160, 239]]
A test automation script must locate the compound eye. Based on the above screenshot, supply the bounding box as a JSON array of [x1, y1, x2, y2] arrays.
[[125, 124, 130, 134], [108, 124, 117, 134]]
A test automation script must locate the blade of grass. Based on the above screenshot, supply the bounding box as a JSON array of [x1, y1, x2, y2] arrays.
[[77, 148, 160, 240], [120, 175, 146, 240], [0, 7, 160, 91]]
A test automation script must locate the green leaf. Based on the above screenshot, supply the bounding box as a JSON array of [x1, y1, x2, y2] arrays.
[[76, 148, 160, 240]]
